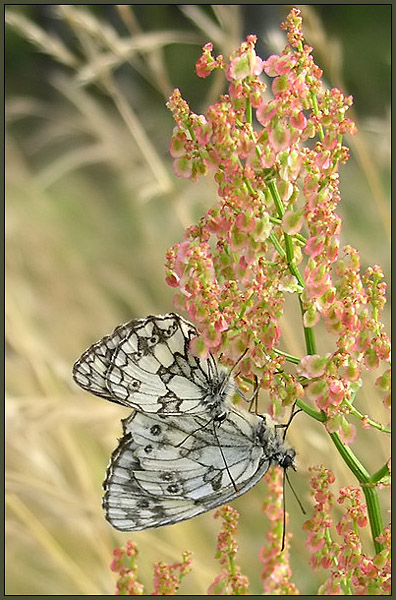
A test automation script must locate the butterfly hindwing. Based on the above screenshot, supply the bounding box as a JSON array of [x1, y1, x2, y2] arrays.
[[73, 313, 232, 417]]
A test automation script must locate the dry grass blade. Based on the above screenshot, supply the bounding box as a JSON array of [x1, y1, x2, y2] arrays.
[[75, 30, 202, 87], [180, 4, 231, 47], [103, 79, 173, 197], [57, 4, 121, 48], [5, 10, 78, 68], [211, 5, 243, 45], [35, 143, 113, 190], [6, 495, 104, 594], [58, 4, 202, 91]]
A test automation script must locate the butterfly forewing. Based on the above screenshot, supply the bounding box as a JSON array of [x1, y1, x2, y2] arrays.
[[73, 313, 232, 417], [72, 321, 136, 401], [102, 407, 288, 531]]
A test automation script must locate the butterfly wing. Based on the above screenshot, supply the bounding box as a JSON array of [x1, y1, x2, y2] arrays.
[[72, 321, 135, 402], [73, 313, 231, 416], [103, 406, 271, 531]]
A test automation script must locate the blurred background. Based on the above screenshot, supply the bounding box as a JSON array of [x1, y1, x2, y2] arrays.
[[5, 5, 390, 595]]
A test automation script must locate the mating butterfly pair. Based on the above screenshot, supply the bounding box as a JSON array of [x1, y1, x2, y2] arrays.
[[72, 312, 296, 531]]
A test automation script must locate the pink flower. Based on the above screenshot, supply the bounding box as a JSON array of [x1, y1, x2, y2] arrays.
[[214, 314, 229, 332], [305, 264, 332, 299], [256, 100, 278, 125], [304, 236, 325, 258], [298, 354, 329, 378], [173, 155, 193, 178], [290, 110, 307, 130], [208, 506, 250, 595], [228, 52, 263, 80], [338, 417, 356, 444], [268, 120, 292, 151], [235, 211, 255, 233], [282, 209, 304, 234]]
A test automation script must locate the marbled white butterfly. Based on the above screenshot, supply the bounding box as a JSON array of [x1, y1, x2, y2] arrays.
[[73, 313, 234, 420], [103, 402, 296, 531], [73, 312, 296, 531]]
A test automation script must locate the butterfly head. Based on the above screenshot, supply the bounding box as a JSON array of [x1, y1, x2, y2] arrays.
[[278, 445, 297, 472], [256, 414, 297, 472]]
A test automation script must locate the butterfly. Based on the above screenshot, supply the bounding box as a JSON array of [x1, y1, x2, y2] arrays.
[[103, 402, 296, 531], [73, 312, 296, 531], [72, 313, 234, 420]]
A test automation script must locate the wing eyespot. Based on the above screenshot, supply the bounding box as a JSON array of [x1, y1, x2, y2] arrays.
[[150, 424, 162, 436], [167, 483, 180, 494]]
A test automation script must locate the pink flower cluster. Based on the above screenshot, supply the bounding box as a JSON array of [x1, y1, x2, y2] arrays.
[[207, 505, 249, 595], [163, 10, 390, 593], [165, 7, 390, 436], [297, 249, 390, 440], [110, 540, 144, 595], [260, 467, 299, 594], [152, 551, 193, 595], [110, 541, 193, 595], [303, 466, 391, 594]]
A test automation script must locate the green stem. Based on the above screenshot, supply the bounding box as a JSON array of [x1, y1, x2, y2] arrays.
[[329, 432, 370, 481], [272, 348, 300, 364], [269, 232, 286, 258], [293, 403, 387, 555], [309, 89, 324, 141], [370, 462, 390, 484], [329, 432, 385, 554], [295, 398, 326, 422], [267, 182, 303, 289], [268, 179, 285, 218], [324, 528, 349, 594], [298, 296, 317, 355], [228, 552, 236, 577], [324, 528, 338, 567], [265, 171, 386, 557], [245, 97, 252, 125], [343, 397, 391, 434], [267, 179, 316, 353], [361, 485, 386, 555], [302, 323, 317, 355]]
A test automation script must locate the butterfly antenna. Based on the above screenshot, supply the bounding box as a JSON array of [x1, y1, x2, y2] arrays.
[[230, 348, 249, 374], [220, 348, 249, 393], [279, 404, 305, 552], [247, 375, 259, 413], [285, 471, 306, 515], [212, 422, 239, 493], [280, 466, 306, 553], [281, 469, 287, 552], [275, 402, 303, 440], [175, 418, 213, 447]]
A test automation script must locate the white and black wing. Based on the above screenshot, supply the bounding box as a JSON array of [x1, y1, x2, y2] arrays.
[[73, 313, 232, 417], [72, 321, 134, 402], [103, 406, 294, 531]]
